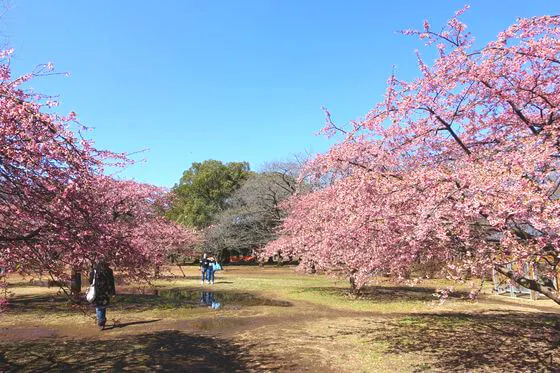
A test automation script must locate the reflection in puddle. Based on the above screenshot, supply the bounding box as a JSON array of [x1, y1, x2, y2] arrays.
[[153, 289, 292, 310], [200, 292, 221, 310]]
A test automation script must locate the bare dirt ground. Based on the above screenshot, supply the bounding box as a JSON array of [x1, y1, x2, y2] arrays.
[[1, 266, 559, 372]]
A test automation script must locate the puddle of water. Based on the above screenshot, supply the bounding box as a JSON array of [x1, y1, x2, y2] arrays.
[[155, 289, 291, 310], [199, 292, 221, 310], [112, 289, 292, 312]]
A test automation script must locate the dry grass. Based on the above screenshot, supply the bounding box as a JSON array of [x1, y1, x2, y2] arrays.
[[1, 265, 559, 372]]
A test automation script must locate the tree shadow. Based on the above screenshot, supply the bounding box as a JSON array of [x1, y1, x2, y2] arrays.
[[0, 330, 282, 372], [356, 311, 560, 372], [7, 294, 88, 315], [7, 280, 52, 288], [301, 285, 470, 303], [105, 319, 161, 330], [481, 296, 560, 313], [158, 275, 232, 283], [160, 275, 203, 281], [7, 289, 292, 315]]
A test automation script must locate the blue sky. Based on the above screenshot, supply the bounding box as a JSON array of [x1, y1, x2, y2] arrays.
[[4, 1, 559, 187]]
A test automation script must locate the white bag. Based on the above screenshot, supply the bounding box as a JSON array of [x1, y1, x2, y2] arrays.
[[86, 270, 96, 303]]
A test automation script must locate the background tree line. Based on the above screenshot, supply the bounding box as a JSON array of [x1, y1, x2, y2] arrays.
[[167, 158, 306, 262]]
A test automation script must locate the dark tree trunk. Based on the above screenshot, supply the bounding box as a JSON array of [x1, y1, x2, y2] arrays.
[[349, 273, 361, 296], [219, 248, 230, 264], [70, 269, 81, 302], [177, 264, 186, 277]]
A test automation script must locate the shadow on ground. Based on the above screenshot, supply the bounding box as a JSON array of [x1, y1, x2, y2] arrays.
[[0, 330, 282, 372], [105, 319, 161, 330], [159, 275, 203, 281], [301, 285, 470, 303], [7, 289, 292, 315], [357, 311, 560, 372], [480, 295, 560, 313]]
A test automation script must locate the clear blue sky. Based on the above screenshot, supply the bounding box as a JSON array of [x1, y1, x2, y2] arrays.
[[4, 1, 559, 187]]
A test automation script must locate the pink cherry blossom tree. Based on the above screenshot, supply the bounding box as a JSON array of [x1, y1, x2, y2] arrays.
[[263, 9, 560, 303], [0, 49, 199, 299]]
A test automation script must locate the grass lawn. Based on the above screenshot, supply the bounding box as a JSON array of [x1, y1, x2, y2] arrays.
[[1, 265, 559, 372]]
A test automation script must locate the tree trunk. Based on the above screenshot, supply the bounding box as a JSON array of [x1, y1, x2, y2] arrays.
[[220, 247, 230, 264], [177, 264, 186, 278], [349, 273, 361, 296], [494, 264, 560, 305], [70, 269, 81, 302]]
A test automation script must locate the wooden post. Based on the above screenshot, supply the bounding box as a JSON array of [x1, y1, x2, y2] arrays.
[[508, 263, 516, 298], [529, 263, 538, 301], [492, 267, 499, 294]]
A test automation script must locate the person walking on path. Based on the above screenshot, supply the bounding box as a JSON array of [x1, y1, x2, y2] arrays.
[[200, 253, 210, 285], [88, 261, 116, 330], [206, 255, 217, 285]]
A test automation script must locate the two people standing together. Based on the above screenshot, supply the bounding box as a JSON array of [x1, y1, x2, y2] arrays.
[[200, 253, 220, 285]]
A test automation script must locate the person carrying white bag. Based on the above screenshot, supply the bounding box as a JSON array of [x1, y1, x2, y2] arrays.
[[87, 260, 116, 330]]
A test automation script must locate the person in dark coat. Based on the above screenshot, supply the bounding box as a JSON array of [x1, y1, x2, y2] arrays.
[[200, 253, 210, 285], [88, 261, 116, 330], [206, 255, 217, 285]]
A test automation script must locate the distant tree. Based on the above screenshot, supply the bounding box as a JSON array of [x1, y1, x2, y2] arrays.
[[206, 161, 301, 260], [168, 160, 251, 229]]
